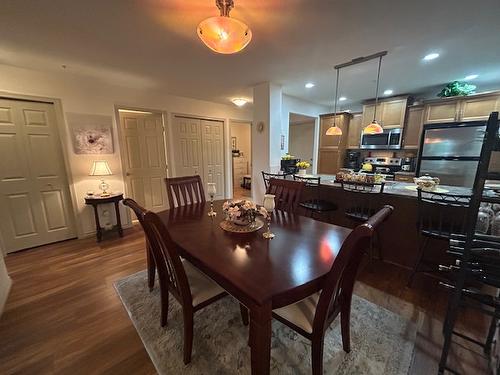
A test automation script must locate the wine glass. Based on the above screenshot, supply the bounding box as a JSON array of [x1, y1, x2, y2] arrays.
[[262, 194, 275, 239], [207, 183, 217, 217]]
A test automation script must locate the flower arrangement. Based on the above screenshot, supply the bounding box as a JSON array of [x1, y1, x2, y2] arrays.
[[281, 153, 295, 160], [437, 81, 476, 98], [223, 199, 268, 225], [296, 161, 311, 170]]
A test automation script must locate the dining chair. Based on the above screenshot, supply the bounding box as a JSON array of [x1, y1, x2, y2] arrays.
[[165, 175, 205, 208], [266, 178, 305, 213], [261, 171, 292, 191], [293, 175, 337, 220], [272, 205, 394, 375], [123, 198, 156, 291]]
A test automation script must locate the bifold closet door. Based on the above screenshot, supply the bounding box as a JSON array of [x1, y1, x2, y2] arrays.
[[0, 99, 76, 253], [201, 119, 225, 199]]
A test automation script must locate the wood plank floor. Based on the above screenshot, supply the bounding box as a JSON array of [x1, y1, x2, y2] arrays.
[[0, 225, 492, 374]]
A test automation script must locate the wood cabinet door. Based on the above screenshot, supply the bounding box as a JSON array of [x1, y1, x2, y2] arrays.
[[347, 113, 363, 148], [362, 104, 382, 128], [381, 99, 407, 128], [460, 95, 500, 121], [424, 102, 460, 123], [403, 106, 424, 149], [319, 115, 344, 148], [317, 149, 340, 175]]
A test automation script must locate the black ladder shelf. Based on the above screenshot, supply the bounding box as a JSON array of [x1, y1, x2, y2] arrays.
[[439, 111, 500, 374]]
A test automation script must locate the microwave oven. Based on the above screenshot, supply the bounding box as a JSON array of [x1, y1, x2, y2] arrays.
[[360, 128, 402, 149]]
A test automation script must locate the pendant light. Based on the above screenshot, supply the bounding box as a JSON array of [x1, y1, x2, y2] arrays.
[[197, 0, 252, 54], [326, 67, 343, 136], [363, 55, 384, 135]]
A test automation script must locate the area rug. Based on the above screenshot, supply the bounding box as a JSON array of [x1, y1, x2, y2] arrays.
[[115, 271, 416, 374]]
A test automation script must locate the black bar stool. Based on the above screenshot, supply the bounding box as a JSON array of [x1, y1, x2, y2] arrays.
[[408, 187, 472, 287], [261, 171, 292, 191], [293, 175, 337, 220]]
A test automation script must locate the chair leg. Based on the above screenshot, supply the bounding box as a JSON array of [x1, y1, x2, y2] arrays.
[[407, 236, 429, 287], [374, 229, 383, 262], [340, 302, 351, 353], [183, 310, 194, 365], [239, 304, 249, 326], [311, 334, 325, 375], [146, 243, 155, 292], [160, 282, 169, 327]]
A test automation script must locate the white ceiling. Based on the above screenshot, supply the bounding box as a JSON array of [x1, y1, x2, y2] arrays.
[[1, 0, 500, 109]]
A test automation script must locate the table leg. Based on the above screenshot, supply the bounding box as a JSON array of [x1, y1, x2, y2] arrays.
[[250, 302, 272, 375], [92, 205, 102, 242], [114, 201, 123, 237]]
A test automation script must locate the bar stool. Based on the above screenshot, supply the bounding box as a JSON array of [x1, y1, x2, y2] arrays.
[[341, 180, 386, 264], [407, 188, 472, 287], [261, 171, 292, 191], [293, 175, 337, 220]]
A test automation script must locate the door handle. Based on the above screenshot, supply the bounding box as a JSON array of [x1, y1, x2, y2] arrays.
[[126, 172, 131, 176]]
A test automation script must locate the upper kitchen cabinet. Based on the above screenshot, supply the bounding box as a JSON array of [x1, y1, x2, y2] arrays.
[[317, 112, 350, 174], [362, 97, 409, 129], [460, 94, 500, 121], [347, 112, 363, 149], [402, 105, 424, 149], [423, 100, 461, 123]]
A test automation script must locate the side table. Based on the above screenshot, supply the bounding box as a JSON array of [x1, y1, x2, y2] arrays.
[[84, 193, 124, 242]]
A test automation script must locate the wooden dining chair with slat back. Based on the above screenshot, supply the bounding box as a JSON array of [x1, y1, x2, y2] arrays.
[[123, 198, 156, 291], [267, 178, 305, 213], [165, 175, 206, 208], [261, 171, 292, 191], [272, 205, 394, 375]]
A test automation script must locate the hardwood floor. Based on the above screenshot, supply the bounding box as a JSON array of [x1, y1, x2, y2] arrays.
[[0, 225, 492, 374]]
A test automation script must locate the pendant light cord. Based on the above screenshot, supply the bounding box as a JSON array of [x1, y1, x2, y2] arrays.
[[373, 55, 382, 121], [333, 67, 340, 126]]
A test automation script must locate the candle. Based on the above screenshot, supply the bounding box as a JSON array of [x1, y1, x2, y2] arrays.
[[207, 182, 216, 198]]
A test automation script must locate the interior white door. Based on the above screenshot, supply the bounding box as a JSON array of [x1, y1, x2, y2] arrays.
[[171, 116, 204, 177], [201, 119, 225, 199], [119, 111, 168, 212], [0, 99, 76, 253]]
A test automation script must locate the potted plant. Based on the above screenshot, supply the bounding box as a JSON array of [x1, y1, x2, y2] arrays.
[[222, 199, 268, 226], [296, 161, 311, 175]]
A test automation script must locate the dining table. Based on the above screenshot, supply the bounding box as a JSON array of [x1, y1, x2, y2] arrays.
[[157, 200, 352, 375]]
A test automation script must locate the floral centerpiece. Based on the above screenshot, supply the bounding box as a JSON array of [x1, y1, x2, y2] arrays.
[[281, 153, 295, 160], [222, 199, 268, 226], [296, 160, 311, 175]]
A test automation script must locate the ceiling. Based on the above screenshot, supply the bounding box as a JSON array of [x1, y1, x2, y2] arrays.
[[1, 0, 500, 109]]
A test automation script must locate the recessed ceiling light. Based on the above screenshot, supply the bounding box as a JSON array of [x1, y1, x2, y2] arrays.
[[305, 82, 315, 88], [423, 53, 440, 61], [464, 74, 479, 81], [384, 89, 393, 95], [231, 98, 248, 107], [339, 97, 347, 101]]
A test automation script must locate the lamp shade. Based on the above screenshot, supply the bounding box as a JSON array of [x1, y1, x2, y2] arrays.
[[363, 120, 384, 135], [197, 16, 252, 54], [89, 160, 112, 176], [326, 125, 343, 136]]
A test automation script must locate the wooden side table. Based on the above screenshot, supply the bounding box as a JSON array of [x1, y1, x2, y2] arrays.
[[84, 193, 124, 242]]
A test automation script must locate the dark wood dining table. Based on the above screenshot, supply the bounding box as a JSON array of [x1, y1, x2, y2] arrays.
[[157, 200, 352, 375]]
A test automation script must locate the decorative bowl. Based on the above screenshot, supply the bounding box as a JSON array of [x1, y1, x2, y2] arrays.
[[414, 175, 440, 190]]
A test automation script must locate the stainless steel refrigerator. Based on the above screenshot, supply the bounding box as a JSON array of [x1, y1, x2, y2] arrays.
[[416, 121, 486, 187]]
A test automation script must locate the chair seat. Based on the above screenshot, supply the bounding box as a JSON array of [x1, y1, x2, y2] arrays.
[[300, 200, 338, 212], [345, 211, 371, 222], [273, 292, 320, 334], [182, 259, 225, 306]]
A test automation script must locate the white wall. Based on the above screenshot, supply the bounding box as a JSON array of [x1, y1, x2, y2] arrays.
[[0, 64, 251, 241], [0, 249, 11, 316], [289, 120, 315, 169]]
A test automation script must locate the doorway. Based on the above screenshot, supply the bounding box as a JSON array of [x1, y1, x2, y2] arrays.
[[0, 98, 77, 253], [288, 113, 316, 173], [117, 108, 169, 212], [230, 120, 252, 199]]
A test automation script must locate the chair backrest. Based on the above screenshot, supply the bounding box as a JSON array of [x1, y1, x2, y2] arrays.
[[267, 178, 305, 213], [143, 210, 193, 306], [262, 171, 291, 190], [165, 175, 205, 208], [416, 188, 472, 239], [293, 175, 321, 202], [341, 180, 385, 219], [313, 205, 394, 333], [123, 198, 147, 226]]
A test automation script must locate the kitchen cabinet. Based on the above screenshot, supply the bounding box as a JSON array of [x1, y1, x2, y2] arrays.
[[317, 113, 349, 174], [232, 157, 248, 188], [362, 98, 408, 129], [347, 112, 363, 149], [318, 149, 341, 175], [460, 95, 500, 121], [403, 106, 424, 149], [423, 101, 461, 123]]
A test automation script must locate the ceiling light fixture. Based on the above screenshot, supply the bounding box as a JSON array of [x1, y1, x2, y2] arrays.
[[305, 82, 315, 89], [231, 98, 248, 107], [464, 74, 479, 81], [325, 68, 343, 136], [339, 97, 347, 101], [363, 53, 386, 135], [197, 0, 252, 54], [423, 52, 440, 61], [383, 89, 393, 95]]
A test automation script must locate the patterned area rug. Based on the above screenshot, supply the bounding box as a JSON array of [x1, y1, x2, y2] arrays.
[[115, 271, 416, 374]]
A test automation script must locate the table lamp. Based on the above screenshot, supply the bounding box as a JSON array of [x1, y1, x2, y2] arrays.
[[89, 160, 112, 197]]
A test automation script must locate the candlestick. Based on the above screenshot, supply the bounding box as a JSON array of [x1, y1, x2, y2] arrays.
[[262, 194, 275, 239], [207, 182, 217, 217]]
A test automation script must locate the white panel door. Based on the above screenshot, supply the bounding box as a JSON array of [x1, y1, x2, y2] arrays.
[[201, 119, 225, 199], [119, 111, 168, 212], [0, 99, 76, 253], [171, 116, 204, 177]]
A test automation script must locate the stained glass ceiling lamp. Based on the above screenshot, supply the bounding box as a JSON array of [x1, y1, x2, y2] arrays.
[[197, 0, 252, 54], [363, 55, 385, 135], [326, 68, 343, 136]]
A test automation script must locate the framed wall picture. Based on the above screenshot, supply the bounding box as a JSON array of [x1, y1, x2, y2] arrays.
[[231, 136, 237, 150], [67, 113, 114, 154]]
